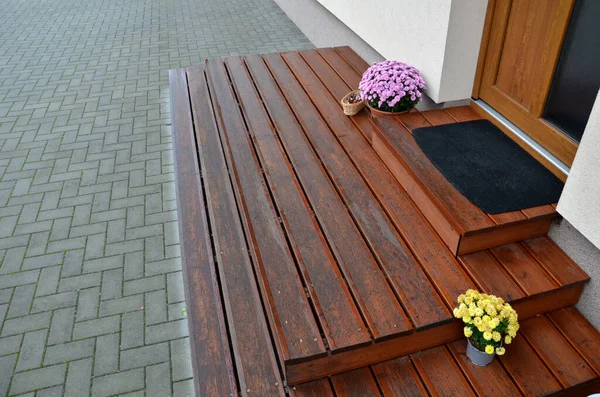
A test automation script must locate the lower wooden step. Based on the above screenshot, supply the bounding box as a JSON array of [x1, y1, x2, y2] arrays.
[[286, 280, 586, 384], [371, 107, 559, 256], [292, 306, 600, 397]]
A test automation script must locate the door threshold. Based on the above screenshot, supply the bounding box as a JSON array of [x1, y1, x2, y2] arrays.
[[471, 99, 570, 180]]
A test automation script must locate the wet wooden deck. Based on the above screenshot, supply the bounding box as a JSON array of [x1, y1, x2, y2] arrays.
[[170, 47, 599, 396]]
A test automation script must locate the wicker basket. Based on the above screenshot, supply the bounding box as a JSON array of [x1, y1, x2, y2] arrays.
[[340, 90, 365, 116]]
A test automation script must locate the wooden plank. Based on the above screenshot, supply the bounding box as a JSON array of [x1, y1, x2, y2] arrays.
[[510, 283, 583, 321], [169, 68, 238, 396], [245, 54, 411, 341], [186, 66, 284, 396], [443, 105, 483, 123], [458, 218, 553, 255], [548, 306, 600, 375], [285, 321, 463, 385], [489, 211, 528, 224], [448, 340, 522, 397], [204, 58, 325, 362], [334, 46, 370, 74], [522, 237, 590, 286], [310, 47, 475, 307], [458, 250, 526, 302], [372, 356, 429, 397], [224, 57, 370, 352], [331, 368, 381, 397], [499, 329, 563, 396], [282, 50, 450, 329], [521, 315, 596, 388], [490, 243, 558, 296], [521, 204, 557, 219], [289, 380, 336, 397], [411, 346, 476, 396], [419, 109, 456, 126]]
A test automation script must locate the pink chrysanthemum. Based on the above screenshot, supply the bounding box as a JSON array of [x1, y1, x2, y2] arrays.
[[359, 60, 425, 112]]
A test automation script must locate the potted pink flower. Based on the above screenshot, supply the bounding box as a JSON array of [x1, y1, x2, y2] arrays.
[[359, 60, 425, 118]]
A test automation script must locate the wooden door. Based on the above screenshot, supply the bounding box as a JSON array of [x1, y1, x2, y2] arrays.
[[478, 0, 578, 166]]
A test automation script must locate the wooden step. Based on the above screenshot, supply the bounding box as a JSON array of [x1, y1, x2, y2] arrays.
[[372, 108, 558, 255], [170, 48, 591, 391], [276, 308, 600, 397]]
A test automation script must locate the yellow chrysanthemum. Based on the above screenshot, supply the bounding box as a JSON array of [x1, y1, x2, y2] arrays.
[[492, 332, 501, 342], [483, 315, 491, 323], [464, 327, 473, 338], [462, 315, 472, 324], [505, 335, 512, 344], [485, 345, 494, 354], [496, 347, 506, 355], [453, 308, 460, 318], [483, 331, 492, 341]]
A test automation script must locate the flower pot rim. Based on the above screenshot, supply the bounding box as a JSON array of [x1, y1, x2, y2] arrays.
[[367, 103, 412, 118]]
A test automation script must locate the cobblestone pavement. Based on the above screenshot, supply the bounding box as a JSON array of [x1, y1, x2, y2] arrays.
[[0, 0, 312, 395]]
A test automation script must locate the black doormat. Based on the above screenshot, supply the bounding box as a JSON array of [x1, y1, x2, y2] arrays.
[[412, 119, 564, 214]]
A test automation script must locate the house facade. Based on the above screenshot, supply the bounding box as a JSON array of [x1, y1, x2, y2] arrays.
[[274, 0, 600, 328]]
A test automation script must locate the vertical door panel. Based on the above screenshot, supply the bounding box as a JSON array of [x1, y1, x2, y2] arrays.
[[479, 0, 578, 166]]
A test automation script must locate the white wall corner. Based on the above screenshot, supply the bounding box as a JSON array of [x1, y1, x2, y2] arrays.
[[437, 0, 488, 103], [557, 89, 600, 250]]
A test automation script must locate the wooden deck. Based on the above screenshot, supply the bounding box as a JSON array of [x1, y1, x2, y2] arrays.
[[170, 47, 599, 396]]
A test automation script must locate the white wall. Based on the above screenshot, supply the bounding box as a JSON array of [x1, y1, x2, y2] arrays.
[[557, 90, 600, 249], [313, 0, 488, 103]]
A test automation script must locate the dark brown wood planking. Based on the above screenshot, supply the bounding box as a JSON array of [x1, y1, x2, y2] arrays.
[[204, 58, 325, 362], [246, 53, 413, 340], [186, 66, 285, 395], [224, 56, 370, 353], [275, 50, 450, 328], [169, 69, 238, 396]]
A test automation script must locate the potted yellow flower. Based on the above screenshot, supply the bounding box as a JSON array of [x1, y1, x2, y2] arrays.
[[453, 289, 519, 366]]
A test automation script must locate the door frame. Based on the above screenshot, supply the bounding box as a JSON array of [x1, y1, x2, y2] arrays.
[[471, 0, 578, 180]]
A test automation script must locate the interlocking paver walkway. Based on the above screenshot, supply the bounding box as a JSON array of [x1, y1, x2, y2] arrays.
[[0, 0, 313, 394]]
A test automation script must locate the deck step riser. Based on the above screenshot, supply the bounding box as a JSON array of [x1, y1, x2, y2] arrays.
[[285, 282, 585, 384]]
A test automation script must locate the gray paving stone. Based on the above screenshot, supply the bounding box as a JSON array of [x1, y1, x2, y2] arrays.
[[145, 289, 167, 325], [7, 283, 35, 318], [37, 385, 64, 397], [9, 363, 66, 395], [44, 338, 95, 365], [146, 319, 188, 344], [167, 271, 185, 303], [94, 333, 119, 376], [173, 379, 195, 397], [15, 329, 47, 371], [120, 342, 170, 371], [121, 310, 145, 350], [146, 362, 172, 397], [47, 307, 75, 345], [76, 287, 100, 322], [31, 291, 77, 313], [35, 265, 61, 296], [64, 358, 93, 397], [1, 312, 51, 336], [91, 368, 145, 397], [0, 354, 17, 396], [171, 338, 194, 382], [73, 316, 120, 340], [0, 334, 22, 356]]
